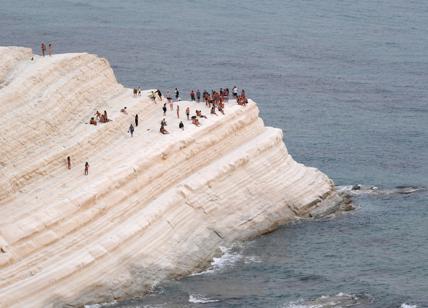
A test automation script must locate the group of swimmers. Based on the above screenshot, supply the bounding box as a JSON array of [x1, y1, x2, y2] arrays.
[[40, 42, 53, 57]]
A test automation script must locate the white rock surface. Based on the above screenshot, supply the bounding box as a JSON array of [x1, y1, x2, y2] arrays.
[[0, 47, 342, 307]]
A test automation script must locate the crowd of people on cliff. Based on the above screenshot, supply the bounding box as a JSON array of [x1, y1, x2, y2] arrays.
[[73, 85, 248, 175]]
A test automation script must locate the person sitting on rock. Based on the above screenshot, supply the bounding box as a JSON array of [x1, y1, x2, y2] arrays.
[[89, 117, 97, 125], [161, 118, 167, 127], [192, 117, 201, 127], [160, 124, 169, 134], [156, 89, 163, 101], [196, 110, 207, 119]]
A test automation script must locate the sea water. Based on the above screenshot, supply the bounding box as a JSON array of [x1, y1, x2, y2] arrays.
[[1, 0, 427, 307]]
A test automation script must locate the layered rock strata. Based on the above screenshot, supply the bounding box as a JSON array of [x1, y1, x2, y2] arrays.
[[0, 47, 342, 307]]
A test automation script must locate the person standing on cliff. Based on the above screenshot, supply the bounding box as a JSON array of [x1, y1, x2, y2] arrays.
[[84, 162, 89, 175], [175, 88, 180, 100], [176, 104, 180, 118], [48, 43, 53, 56], [135, 114, 139, 127], [190, 90, 196, 101], [196, 89, 201, 102], [41, 42, 46, 57], [128, 124, 134, 137], [162, 103, 167, 116], [185, 106, 190, 120], [232, 86, 238, 98], [67, 156, 71, 170]]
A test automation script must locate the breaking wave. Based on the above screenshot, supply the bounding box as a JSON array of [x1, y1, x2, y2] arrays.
[[188, 294, 220, 304], [283, 292, 373, 308], [336, 184, 426, 196]]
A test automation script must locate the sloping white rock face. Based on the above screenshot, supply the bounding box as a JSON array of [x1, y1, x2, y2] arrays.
[[0, 47, 342, 307]]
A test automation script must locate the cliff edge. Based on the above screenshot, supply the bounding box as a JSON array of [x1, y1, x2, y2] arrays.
[[0, 47, 343, 307]]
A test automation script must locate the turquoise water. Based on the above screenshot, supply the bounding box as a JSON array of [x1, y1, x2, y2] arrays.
[[1, 0, 427, 307]]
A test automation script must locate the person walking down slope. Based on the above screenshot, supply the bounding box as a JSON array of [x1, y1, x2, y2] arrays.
[[41, 42, 46, 57], [128, 124, 135, 137], [84, 162, 89, 175], [162, 103, 167, 116], [135, 114, 139, 127]]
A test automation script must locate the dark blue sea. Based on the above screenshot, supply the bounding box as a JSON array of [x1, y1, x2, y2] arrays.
[[1, 0, 427, 307]]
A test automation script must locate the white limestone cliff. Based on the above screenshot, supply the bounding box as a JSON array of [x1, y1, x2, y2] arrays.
[[0, 47, 344, 307]]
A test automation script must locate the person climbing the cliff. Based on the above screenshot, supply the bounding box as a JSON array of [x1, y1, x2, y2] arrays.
[[128, 124, 134, 137], [67, 156, 71, 170], [176, 104, 180, 118], [196, 89, 201, 102], [162, 103, 167, 116], [186, 106, 190, 120], [179, 121, 184, 130], [190, 90, 196, 101], [41, 42, 46, 57], [84, 162, 89, 175], [135, 114, 139, 127], [48, 43, 53, 56]]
